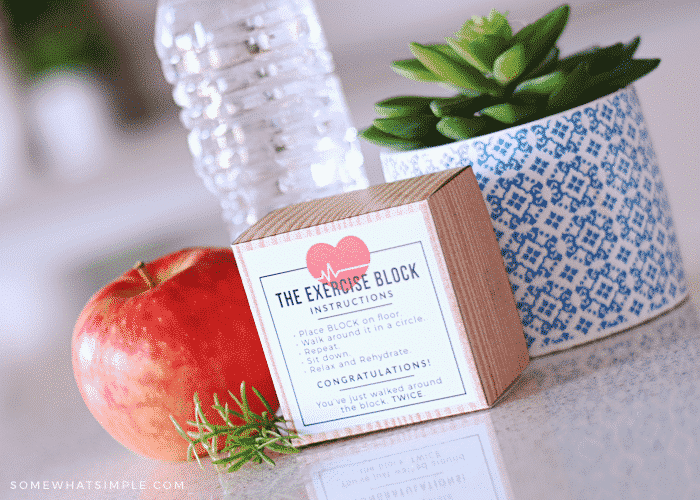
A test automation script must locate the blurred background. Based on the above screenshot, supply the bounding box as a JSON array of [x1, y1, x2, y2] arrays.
[[0, 0, 698, 488]]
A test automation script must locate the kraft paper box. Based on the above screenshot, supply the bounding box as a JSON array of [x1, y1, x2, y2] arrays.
[[232, 167, 529, 445]]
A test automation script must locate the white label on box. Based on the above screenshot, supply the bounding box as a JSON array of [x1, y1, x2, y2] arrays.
[[236, 207, 483, 436], [309, 423, 509, 500]]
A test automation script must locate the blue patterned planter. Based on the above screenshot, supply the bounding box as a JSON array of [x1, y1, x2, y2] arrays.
[[382, 85, 688, 356]]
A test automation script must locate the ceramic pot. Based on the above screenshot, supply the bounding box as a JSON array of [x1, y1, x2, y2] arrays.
[[381, 85, 688, 356]]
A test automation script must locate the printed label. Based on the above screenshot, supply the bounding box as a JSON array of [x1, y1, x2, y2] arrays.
[[236, 208, 482, 435]]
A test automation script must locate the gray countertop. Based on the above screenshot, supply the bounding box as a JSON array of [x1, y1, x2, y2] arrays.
[[6, 294, 697, 499], [216, 297, 700, 500]]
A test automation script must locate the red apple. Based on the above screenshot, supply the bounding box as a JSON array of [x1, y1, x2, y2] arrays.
[[71, 247, 278, 461]]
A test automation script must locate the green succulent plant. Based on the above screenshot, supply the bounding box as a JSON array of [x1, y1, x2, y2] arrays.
[[359, 5, 660, 151]]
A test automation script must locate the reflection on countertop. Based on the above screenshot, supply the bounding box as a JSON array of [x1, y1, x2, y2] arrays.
[[211, 298, 699, 500], [7, 298, 698, 500]]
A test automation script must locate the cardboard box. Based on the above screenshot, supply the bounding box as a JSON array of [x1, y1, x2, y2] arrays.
[[232, 167, 528, 445]]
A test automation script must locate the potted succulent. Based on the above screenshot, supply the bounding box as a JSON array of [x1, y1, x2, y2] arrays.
[[361, 5, 688, 356]]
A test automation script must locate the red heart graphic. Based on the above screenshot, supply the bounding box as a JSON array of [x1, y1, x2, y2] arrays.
[[306, 236, 370, 291]]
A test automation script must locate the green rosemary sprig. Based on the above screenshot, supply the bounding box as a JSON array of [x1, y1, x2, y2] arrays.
[[170, 382, 300, 472]]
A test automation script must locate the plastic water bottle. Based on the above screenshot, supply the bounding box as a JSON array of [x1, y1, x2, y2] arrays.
[[154, 0, 369, 239]]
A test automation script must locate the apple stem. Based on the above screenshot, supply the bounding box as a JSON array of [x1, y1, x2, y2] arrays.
[[133, 261, 156, 288]]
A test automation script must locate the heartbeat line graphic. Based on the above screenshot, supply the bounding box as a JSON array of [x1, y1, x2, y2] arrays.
[[315, 262, 370, 282]]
